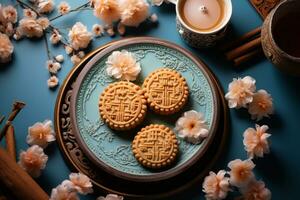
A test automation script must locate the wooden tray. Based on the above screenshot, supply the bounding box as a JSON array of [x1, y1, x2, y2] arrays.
[[54, 38, 229, 199]]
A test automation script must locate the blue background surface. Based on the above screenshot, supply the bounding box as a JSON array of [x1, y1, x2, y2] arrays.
[[1, 0, 300, 199]]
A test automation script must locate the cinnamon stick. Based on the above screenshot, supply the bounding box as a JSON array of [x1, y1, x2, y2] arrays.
[[0, 147, 49, 200], [0, 101, 25, 141], [5, 125, 16, 162], [225, 37, 262, 61], [220, 27, 261, 51], [233, 47, 263, 66]]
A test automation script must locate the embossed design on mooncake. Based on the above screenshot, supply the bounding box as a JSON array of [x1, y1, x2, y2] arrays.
[[142, 68, 189, 115], [132, 124, 178, 169], [99, 81, 147, 130]]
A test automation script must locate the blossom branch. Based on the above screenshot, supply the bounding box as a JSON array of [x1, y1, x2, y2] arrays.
[[43, 34, 52, 60], [49, 2, 91, 21]]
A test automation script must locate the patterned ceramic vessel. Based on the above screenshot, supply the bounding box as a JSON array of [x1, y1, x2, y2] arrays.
[[70, 37, 220, 183], [261, 0, 300, 76], [174, 0, 232, 48], [54, 38, 229, 198]]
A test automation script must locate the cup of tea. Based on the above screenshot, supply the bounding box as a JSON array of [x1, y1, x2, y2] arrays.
[[261, 0, 300, 76], [172, 0, 232, 48]]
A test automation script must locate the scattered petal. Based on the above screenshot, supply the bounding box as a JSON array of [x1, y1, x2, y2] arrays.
[[93, 0, 120, 25], [27, 120, 56, 148], [228, 159, 255, 188], [120, 0, 150, 27], [243, 124, 271, 158], [106, 50, 141, 81], [18, 145, 48, 178], [47, 76, 59, 88], [175, 110, 209, 144], [69, 173, 93, 195], [202, 170, 230, 200], [58, 1, 70, 15], [225, 76, 256, 109], [106, 27, 115, 37], [68, 22, 92, 50], [50, 182, 79, 200], [55, 55, 64, 63], [0, 33, 14, 63], [97, 194, 124, 200], [248, 90, 274, 121]]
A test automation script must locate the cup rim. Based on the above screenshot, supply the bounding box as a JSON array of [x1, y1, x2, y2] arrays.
[[269, 0, 300, 61], [176, 0, 232, 34]]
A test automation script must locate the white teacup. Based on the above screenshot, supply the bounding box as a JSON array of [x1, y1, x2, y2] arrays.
[[170, 0, 232, 48]]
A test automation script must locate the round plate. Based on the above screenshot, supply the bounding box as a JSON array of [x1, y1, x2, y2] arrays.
[[70, 37, 221, 182], [54, 38, 229, 199]]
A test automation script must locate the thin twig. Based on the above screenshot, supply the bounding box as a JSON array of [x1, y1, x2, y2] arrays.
[[0, 101, 26, 142], [49, 2, 90, 21], [43, 33, 52, 60]]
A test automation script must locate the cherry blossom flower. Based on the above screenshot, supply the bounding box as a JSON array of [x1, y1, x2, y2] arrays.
[[77, 51, 85, 59], [2, 5, 18, 23], [117, 22, 126, 35], [68, 22, 92, 50], [50, 30, 62, 44], [149, 13, 158, 23], [239, 180, 271, 200], [243, 124, 271, 158], [106, 50, 141, 81], [4, 22, 14, 37], [71, 54, 81, 65], [65, 45, 73, 55], [93, 0, 121, 25], [18, 18, 44, 38], [18, 145, 48, 178], [27, 119, 56, 148], [58, 1, 70, 15], [38, 0, 54, 14], [55, 55, 64, 63], [0, 33, 14, 63], [46, 60, 61, 74], [50, 181, 79, 200], [92, 24, 104, 37], [248, 90, 274, 121], [97, 194, 124, 200], [47, 76, 59, 88], [228, 159, 255, 188], [69, 173, 93, 194], [225, 76, 256, 109], [23, 8, 37, 19], [13, 29, 22, 40], [120, 0, 150, 27], [37, 17, 50, 30], [202, 170, 230, 200], [175, 110, 209, 144]]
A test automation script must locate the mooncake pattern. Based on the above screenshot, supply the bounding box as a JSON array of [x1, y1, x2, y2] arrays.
[[99, 81, 147, 130], [143, 68, 189, 115], [132, 124, 179, 169]]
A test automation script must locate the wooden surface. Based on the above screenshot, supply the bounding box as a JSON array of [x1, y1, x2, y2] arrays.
[[0, 147, 49, 200], [249, 0, 282, 19]]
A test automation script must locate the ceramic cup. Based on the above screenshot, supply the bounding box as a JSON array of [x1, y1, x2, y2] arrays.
[[261, 0, 300, 76], [171, 0, 232, 48]]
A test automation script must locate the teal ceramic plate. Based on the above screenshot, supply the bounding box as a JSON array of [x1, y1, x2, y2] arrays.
[[71, 37, 220, 182]]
